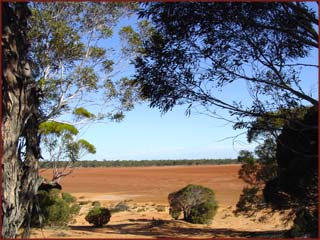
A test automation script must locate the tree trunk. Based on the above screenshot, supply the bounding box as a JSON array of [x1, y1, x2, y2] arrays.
[[2, 3, 42, 238]]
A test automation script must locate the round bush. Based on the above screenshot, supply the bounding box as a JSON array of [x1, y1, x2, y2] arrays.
[[85, 207, 111, 227], [168, 184, 218, 224]]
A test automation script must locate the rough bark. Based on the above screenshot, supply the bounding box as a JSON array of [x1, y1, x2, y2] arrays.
[[2, 3, 42, 238]]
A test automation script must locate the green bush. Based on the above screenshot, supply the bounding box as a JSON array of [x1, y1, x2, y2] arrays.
[[31, 189, 80, 227], [168, 184, 218, 224], [62, 192, 77, 203], [85, 207, 111, 227]]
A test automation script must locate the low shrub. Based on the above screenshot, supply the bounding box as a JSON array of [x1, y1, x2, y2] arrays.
[[31, 189, 80, 227], [168, 184, 218, 224], [85, 207, 111, 227], [70, 203, 81, 215]]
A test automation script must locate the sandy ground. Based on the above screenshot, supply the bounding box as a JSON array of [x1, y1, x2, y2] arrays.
[[30, 165, 292, 238]]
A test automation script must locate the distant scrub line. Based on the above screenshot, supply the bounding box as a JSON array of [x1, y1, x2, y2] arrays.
[[39, 159, 238, 168]]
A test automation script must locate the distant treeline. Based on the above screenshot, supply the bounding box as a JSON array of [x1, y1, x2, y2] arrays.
[[39, 159, 238, 168]]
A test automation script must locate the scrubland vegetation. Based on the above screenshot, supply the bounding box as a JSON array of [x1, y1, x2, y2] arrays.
[[31, 182, 220, 229], [31, 189, 80, 227], [39, 158, 237, 168]]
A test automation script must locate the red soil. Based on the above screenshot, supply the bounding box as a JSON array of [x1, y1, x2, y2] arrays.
[[40, 164, 245, 206]]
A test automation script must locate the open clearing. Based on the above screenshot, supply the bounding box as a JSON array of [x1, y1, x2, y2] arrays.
[[31, 164, 291, 238]]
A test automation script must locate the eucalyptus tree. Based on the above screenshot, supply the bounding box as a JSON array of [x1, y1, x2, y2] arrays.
[[2, 2, 42, 238], [28, 2, 141, 181]]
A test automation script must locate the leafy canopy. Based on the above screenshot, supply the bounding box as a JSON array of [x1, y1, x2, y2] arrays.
[[28, 2, 143, 180], [134, 2, 318, 127]]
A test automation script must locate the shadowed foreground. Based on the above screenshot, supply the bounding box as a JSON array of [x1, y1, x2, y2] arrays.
[[30, 165, 291, 238], [69, 219, 287, 238]]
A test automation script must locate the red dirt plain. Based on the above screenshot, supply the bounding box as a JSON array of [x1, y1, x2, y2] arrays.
[[40, 164, 245, 206]]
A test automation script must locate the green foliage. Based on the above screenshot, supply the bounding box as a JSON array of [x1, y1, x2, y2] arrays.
[[168, 184, 218, 224], [31, 189, 80, 227], [119, 19, 154, 56], [28, 2, 141, 182], [134, 3, 318, 154], [237, 150, 255, 164], [28, 2, 139, 124], [77, 139, 96, 154], [242, 107, 311, 143], [119, 26, 142, 55], [73, 107, 95, 119], [75, 67, 99, 90], [254, 138, 277, 165], [39, 121, 78, 136], [61, 192, 77, 203], [169, 209, 180, 220], [236, 136, 278, 216], [187, 201, 217, 224], [40, 120, 95, 180], [70, 204, 81, 215], [85, 207, 111, 227]]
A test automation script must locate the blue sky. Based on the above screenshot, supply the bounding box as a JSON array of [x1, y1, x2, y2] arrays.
[[81, 103, 256, 160], [64, 4, 319, 161], [79, 57, 317, 161]]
